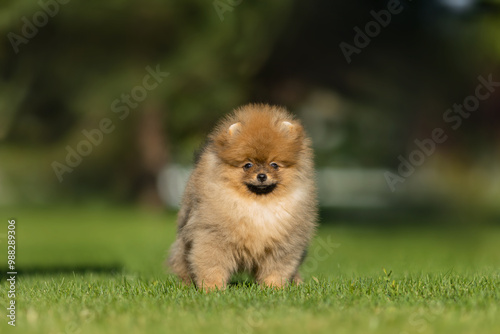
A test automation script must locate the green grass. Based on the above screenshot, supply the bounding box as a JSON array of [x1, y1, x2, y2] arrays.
[[1, 207, 499, 334]]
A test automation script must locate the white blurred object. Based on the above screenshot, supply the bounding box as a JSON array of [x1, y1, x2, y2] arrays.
[[157, 164, 192, 208]]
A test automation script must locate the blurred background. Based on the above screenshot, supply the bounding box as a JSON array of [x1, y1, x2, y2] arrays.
[[1, 0, 499, 221]]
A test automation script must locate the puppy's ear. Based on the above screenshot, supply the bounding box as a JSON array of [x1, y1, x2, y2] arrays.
[[228, 122, 241, 136], [281, 120, 304, 141], [281, 121, 293, 130]]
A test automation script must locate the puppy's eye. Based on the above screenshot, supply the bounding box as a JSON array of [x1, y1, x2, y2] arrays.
[[243, 163, 253, 170], [270, 162, 279, 169]]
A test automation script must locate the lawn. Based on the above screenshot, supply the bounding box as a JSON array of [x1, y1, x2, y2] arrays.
[[1, 207, 499, 334]]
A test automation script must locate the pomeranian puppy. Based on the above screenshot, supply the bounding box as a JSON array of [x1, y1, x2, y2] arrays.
[[168, 104, 317, 290]]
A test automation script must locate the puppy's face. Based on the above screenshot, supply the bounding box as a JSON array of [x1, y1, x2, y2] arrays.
[[214, 115, 305, 197], [240, 160, 280, 195]]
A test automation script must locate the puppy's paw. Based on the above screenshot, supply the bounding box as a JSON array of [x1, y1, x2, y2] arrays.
[[292, 273, 303, 286], [197, 277, 227, 293], [200, 282, 226, 293], [260, 274, 287, 288]]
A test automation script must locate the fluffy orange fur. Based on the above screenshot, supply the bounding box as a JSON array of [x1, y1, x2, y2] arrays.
[[168, 104, 317, 291]]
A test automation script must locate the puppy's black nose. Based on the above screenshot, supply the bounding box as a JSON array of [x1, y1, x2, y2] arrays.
[[257, 173, 267, 182]]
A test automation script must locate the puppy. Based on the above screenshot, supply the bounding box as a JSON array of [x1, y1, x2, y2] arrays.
[[168, 104, 317, 290]]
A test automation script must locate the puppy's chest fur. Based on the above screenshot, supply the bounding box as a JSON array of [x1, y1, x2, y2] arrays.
[[222, 192, 301, 259]]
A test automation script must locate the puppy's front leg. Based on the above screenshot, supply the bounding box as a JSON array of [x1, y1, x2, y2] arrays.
[[256, 253, 302, 288], [189, 241, 235, 292]]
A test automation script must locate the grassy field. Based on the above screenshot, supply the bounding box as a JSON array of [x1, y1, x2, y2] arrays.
[[0, 207, 499, 334]]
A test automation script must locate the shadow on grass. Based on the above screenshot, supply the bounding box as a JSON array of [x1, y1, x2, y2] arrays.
[[228, 281, 257, 288], [228, 272, 257, 288], [10, 264, 123, 276]]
